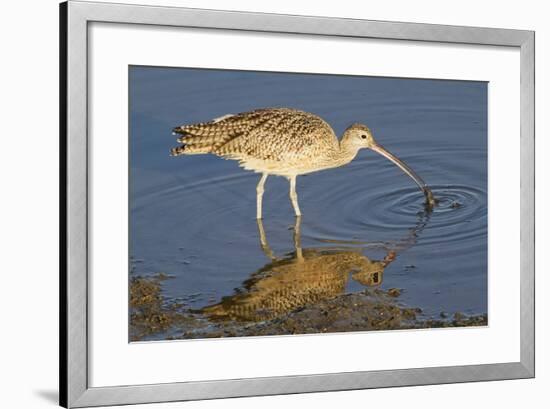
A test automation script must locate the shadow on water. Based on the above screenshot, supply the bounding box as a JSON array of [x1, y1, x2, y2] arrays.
[[200, 213, 429, 323]]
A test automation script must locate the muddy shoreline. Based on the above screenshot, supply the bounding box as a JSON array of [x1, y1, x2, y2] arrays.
[[130, 274, 487, 342]]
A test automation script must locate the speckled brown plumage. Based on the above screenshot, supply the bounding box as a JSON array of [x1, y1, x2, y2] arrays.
[[171, 108, 343, 176]]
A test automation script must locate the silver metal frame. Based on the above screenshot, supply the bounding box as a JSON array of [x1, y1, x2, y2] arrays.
[[60, 1, 535, 407]]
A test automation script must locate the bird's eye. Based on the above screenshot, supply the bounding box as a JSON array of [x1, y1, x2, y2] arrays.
[[361, 134, 367, 139]]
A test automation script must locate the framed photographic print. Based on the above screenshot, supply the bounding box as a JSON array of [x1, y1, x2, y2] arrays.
[[60, 1, 534, 407]]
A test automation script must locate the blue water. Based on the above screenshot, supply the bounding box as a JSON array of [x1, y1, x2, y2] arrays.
[[129, 66, 487, 337]]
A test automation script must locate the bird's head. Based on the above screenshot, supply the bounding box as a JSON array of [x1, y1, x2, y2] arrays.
[[342, 123, 436, 208], [341, 123, 377, 149]]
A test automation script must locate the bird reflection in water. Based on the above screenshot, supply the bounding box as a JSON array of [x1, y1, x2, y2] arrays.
[[201, 215, 428, 322]]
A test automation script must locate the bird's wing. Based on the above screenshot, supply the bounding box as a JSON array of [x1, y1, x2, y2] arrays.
[[213, 108, 336, 161], [172, 108, 336, 160]]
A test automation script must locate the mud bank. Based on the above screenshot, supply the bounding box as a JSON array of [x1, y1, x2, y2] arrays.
[[130, 275, 487, 342]]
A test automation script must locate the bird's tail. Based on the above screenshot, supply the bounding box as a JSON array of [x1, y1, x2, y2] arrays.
[[170, 126, 213, 156], [170, 121, 240, 156], [169, 143, 212, 156]]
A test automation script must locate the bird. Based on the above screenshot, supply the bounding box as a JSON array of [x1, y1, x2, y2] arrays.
[[171, 108, 435, 219]]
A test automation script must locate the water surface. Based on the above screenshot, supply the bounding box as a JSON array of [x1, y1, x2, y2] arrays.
[[129, 66, 487, 340]]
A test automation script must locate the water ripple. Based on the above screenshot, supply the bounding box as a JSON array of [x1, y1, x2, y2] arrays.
[[133, 152, 487, 252]]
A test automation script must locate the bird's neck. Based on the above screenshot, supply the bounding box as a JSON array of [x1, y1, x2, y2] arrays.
[[312, 138, 359, 171], [331, 140, 360, 167]]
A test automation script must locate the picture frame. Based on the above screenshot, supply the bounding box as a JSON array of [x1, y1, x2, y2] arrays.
[[60, 1, 534, 407]]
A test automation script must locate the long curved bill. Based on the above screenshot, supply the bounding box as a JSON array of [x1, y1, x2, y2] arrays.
[[370, 143, 436, 207]]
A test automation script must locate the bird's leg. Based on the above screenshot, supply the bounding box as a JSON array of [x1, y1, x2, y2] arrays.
[[256, 173, 268, 219], [288, 176, 301, 217], [293, 215, 304, 262], [256, 218, 276, 260]]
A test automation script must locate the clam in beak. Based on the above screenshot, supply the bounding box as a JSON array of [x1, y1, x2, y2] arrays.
[[369, 143, 436, 208]]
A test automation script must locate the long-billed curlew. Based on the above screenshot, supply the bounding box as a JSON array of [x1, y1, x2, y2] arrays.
[[171, 108, 435, 218]]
